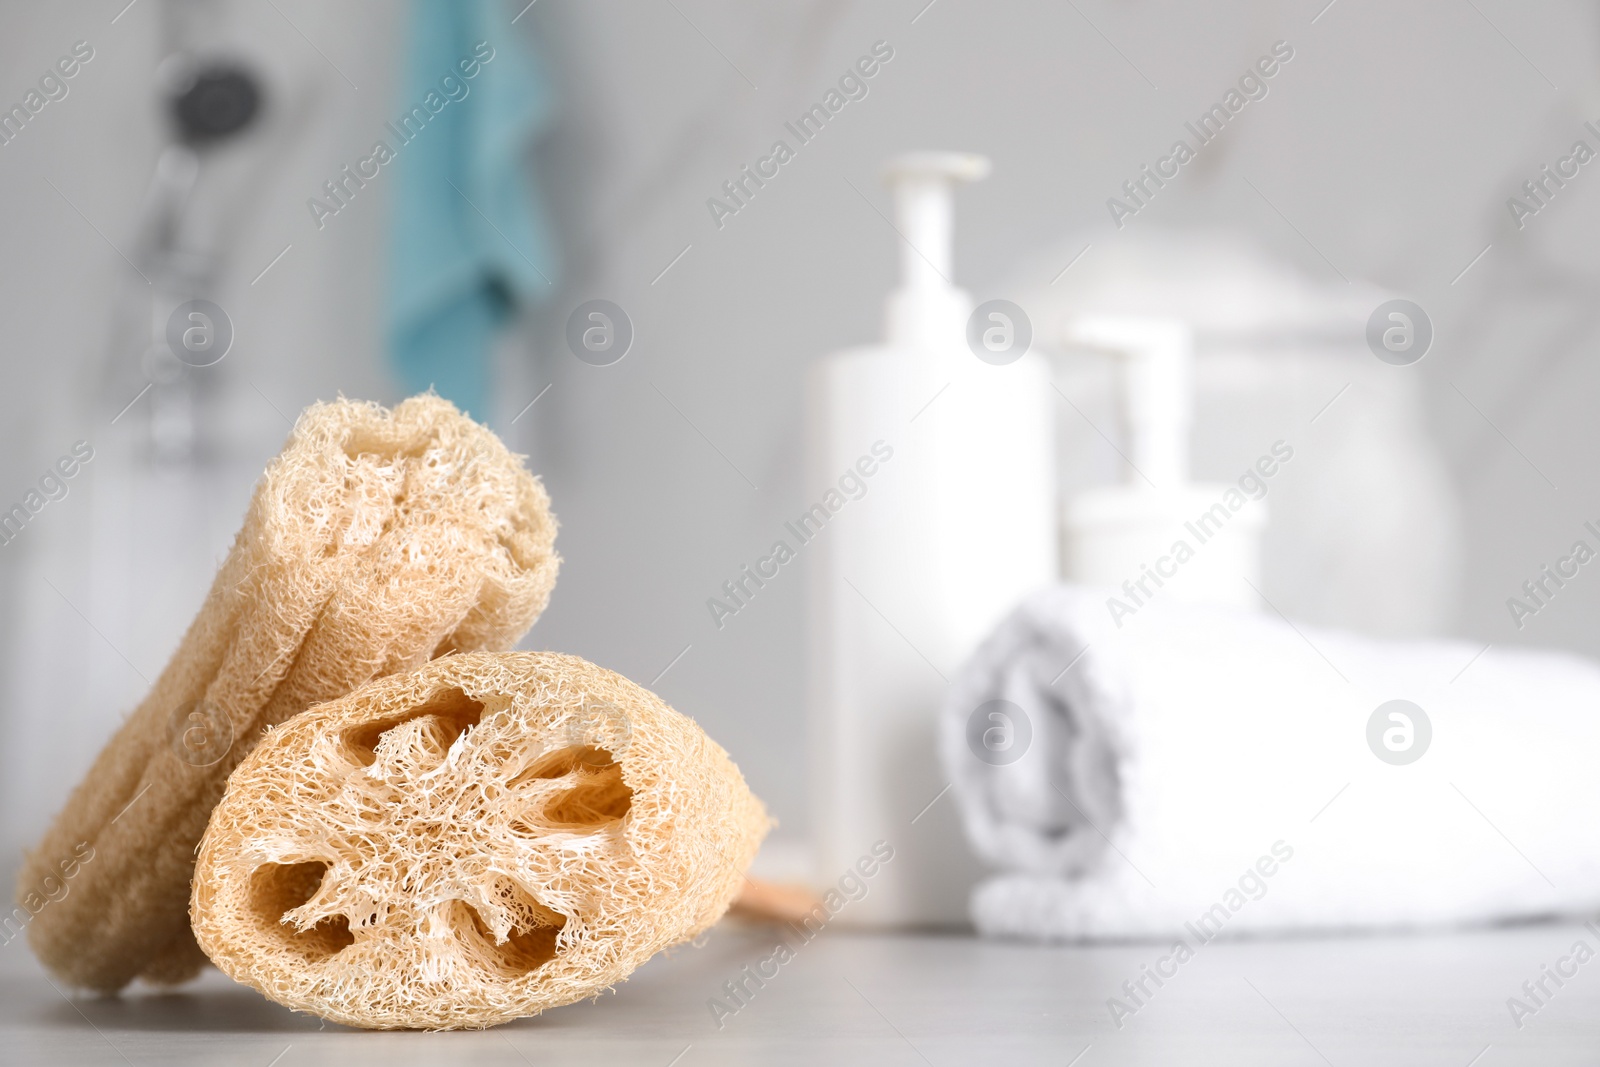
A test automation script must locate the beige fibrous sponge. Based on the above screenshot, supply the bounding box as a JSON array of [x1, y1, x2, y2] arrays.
[[191, 651, 770, 1030], [19, 396, 558, 993]]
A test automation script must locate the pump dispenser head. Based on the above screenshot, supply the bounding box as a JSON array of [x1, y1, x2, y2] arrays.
[[881, 152, 990, 350], [1068, 316, 1193, 491], [1062, 313, 1265, 611]]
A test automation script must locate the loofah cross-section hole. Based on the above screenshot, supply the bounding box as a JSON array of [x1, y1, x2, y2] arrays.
[[249, 861, 355, 960], [509, 745, 633, 831], [454, 879, 567, 976], [340, 688, 484, 769]]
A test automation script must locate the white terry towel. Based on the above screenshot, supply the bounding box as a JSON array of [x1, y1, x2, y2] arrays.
[[939, 585, 1600, 941]]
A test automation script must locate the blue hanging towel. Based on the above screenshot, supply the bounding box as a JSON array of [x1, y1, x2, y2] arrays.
[[387, 0, 557, 419]]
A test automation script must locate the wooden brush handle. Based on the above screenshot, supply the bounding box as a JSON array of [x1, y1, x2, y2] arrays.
[[730, 877, 825, 924]]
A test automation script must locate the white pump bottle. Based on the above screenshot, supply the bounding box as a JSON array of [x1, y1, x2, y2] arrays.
[[806, 153, 1056, 925]]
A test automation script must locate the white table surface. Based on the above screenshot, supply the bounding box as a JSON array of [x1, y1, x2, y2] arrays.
[[5, 920, 1600, 1065]]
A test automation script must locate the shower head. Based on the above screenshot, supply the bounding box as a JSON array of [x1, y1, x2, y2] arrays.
[[168, 62, 261, 144]]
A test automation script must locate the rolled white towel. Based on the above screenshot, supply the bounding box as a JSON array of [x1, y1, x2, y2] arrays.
[[939, 585, 1600, 941]]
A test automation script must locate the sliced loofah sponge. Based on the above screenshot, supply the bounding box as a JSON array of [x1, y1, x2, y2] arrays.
[[191, 651, 771, 1030], [18, 396, 558, 993]]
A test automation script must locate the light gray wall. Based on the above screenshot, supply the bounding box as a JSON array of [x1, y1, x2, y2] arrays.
[[3, 0, 1599, 873]]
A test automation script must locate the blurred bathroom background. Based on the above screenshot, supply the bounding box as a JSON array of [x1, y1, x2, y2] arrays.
[[2, 0, 1597, 887]]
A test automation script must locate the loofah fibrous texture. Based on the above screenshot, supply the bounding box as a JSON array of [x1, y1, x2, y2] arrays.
[[18, 396, 558, 993], [190, 651, 771, 1030]]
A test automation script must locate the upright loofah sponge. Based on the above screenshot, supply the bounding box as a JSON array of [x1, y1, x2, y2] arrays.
[[18, 396, 558, 993], [191, 651, 771, 1030]]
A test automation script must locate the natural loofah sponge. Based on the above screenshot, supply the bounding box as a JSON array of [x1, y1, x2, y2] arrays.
[[191, 651, 770, 1030], [18, 396, 558, 993]]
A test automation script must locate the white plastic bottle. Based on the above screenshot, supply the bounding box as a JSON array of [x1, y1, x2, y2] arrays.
[[806, 153, 1056, 926], [1062, 316, 1265, 611]]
